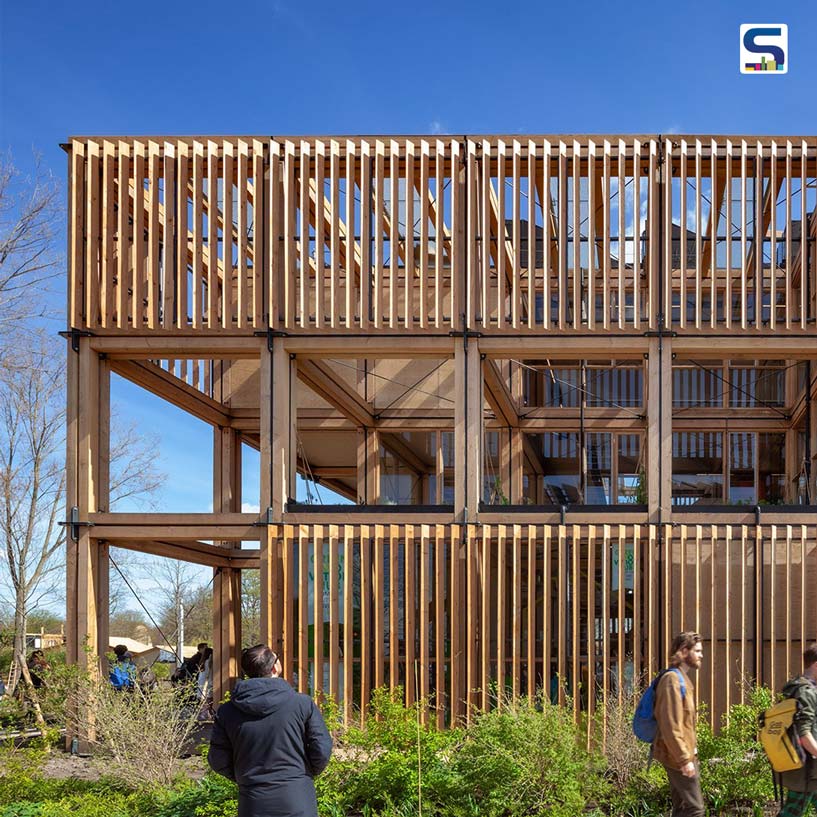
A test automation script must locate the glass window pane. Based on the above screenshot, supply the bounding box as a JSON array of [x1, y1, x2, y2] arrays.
[[586, 433, 612, 504], [672, 431, 724, 504], [525, 432, 581, 505], [729, 432, 755, 505], [483, 430, 505, 504], [673, 364, 721, 408], [587, 367, 643, 408], [441, 431, 454, 504], [759, 432, 786, 504], [729, 366, 785, 407], [522, 365, 581, 408], [617, 434, 644, 504]]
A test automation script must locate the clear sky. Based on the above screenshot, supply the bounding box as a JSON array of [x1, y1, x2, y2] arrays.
[[1, 0, 814, 620]]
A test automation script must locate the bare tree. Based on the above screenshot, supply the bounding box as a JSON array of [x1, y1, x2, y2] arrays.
[[0, 339, 164, 696], [148, 558, 211, 659], [0, 154, 61, 347], [241, 570, 261, 647]]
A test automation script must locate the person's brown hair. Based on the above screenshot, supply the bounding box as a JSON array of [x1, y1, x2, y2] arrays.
[[241, 644, 279, 678], [804, 643, 817, 668], [669, 631, 702, 666]]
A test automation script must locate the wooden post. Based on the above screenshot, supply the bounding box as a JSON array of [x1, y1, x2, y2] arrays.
[[66, 337, 108, 747], [455, 337, 482, 521], [271, 342, 296, 517], [646, 337, 672, 522], [357, 427, 379, 505], [212, 409, 242, 702]]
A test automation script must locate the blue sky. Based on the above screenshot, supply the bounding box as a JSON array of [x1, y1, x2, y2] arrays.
[[2, 0, 814, 618]]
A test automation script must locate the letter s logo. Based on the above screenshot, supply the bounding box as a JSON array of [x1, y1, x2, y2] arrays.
[[743, 27, 785, 65], [740, 24, 788, 73]]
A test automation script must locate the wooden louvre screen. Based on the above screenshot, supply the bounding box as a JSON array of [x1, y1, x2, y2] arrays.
[[68, 136, 817, 335], [265, 522, 817, 736]]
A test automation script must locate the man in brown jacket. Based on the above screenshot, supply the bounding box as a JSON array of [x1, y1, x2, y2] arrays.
[[654, 631, 704, 817]]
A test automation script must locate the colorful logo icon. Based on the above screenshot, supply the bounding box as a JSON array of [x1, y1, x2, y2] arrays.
[[740, 24, 788, 73]]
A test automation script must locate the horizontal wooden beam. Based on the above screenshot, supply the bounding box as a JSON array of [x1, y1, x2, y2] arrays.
[[95, 525, 261, 541], [285, 336, 454, 358], [91, 512, 259, 525], [673, 336, 817, 357], [481, 336, 650, 358], [88, 335, 261, 359]]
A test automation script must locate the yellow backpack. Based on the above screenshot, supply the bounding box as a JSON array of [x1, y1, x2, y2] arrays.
[[758, 698, 805, 773]]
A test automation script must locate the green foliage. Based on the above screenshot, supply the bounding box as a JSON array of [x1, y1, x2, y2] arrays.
[[447, 694, 601, 817], [152, 774, 237, 817], [697, 686, 776, 814], [317, 687, 461, 817], [0, 684, 793, 817]]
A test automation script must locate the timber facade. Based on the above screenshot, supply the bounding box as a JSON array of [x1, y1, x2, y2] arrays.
[[64, 135, 817, 733]]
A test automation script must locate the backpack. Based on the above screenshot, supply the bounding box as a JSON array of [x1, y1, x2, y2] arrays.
[[633, 668, 686, 743], [109, 662, 134, 690], [758, 697, 805, 773]]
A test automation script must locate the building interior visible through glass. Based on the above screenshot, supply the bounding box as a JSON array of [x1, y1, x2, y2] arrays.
[[369, 359, 807, 507]]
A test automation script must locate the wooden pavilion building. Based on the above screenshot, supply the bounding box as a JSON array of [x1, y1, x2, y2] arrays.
[[64, 135, 817, 731]]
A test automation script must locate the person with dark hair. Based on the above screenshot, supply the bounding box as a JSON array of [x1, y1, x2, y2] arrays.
[[653, 631, 704, 817], [109, 644, 136, 691], [777, 643, 817, 817], [208, 643, 333, 817], [27, 650, 49, 689]]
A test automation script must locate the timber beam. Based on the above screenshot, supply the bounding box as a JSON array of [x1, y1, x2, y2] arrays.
[[89, 335, 261, 359], [297, 359, 375, 426], [674, 337, 817, 357], [379, 431, 434, 475], [89, 512, 261, 542], [107, 538, 260, 569], [483, 359, 519, 427], [112, 360, 230, 426]]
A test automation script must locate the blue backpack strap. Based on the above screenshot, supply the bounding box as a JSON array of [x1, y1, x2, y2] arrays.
[[668, 667, 686, 700]]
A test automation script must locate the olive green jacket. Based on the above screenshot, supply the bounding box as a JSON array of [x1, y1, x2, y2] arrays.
[[780, 675, 817, 793]]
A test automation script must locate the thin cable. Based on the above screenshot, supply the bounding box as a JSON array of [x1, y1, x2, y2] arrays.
[[296, 435, 324, 505], [671, 360, 794, 418], [787, 372, 817, 421], [109, 554, 183, 663], [378, 359, 448, 413], [510, 358, 645, 419], [328, 358, 455, 404]]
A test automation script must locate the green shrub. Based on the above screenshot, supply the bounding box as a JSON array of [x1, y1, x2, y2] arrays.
[[697, 686, 775, 815], [0, 683, 792, 817], [0, 778, 159, 817], [317, 687, 461, 817], [447, 694, 602, 817], [153, 774, 237, 817]]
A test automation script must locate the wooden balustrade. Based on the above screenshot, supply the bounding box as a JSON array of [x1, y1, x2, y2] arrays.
[[67, 136, 817, 335]]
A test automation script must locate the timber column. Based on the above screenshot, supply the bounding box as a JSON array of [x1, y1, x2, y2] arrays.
[[212, 362, 243, 703], [65, 336, 110, 676], [259, 340, 296, 662], [646, 334, 673, 661], [454, 336, 483, 521]]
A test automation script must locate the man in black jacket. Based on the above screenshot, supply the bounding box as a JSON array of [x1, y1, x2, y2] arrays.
[[208, 644, 333, 817]]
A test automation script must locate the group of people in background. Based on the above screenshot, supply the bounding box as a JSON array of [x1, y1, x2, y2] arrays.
[[106, 640, 213, 716], [170, 641, 214, 715]]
